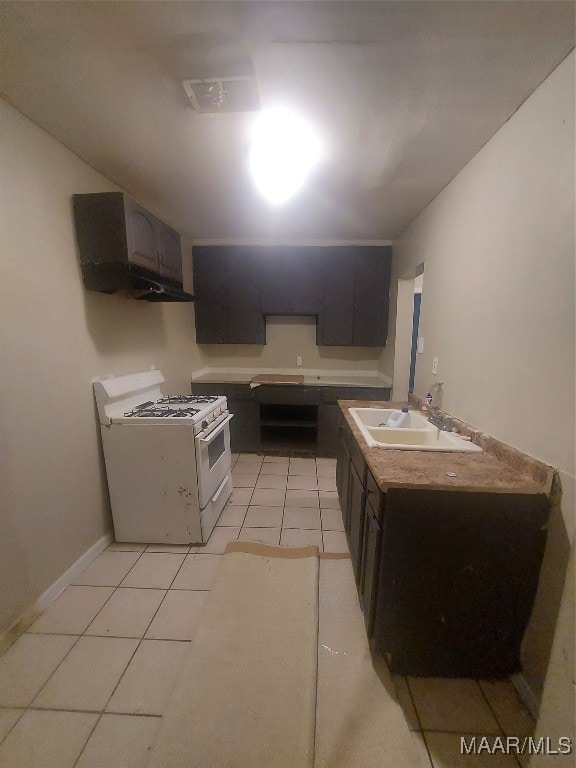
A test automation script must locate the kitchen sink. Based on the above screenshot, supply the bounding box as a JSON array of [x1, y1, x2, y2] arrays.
[[349, 407, 430, 429], [349, 407, 482, 453]]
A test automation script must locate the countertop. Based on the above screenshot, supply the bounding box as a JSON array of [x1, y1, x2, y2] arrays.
[[339, 400, 552, 495], [192, 370, 392, 388]]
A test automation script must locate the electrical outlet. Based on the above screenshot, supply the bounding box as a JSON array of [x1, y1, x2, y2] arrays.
[[432, 357, 439, 375], [296, 356, 303, 366]]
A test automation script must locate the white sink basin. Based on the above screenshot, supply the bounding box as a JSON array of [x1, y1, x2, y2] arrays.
[[349, 407, 482, 453]]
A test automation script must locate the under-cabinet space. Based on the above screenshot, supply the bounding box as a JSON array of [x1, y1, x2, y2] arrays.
[[259, 404, 318, 451]]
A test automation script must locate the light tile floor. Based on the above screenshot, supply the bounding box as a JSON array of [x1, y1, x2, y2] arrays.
[[0, 453, 535, 767]]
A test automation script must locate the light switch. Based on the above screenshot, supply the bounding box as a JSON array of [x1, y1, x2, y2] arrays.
[[417, 336, 424, 354], [432, 357, 439, 375], [296, 356, 303, 366]]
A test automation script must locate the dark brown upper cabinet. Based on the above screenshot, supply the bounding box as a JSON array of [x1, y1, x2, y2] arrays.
[[317, 246, 392, 346], [193, 247, 265, 344], [260, 247, 321, 315], [192, 244, 391, 346], [73, 192, 192, 301]]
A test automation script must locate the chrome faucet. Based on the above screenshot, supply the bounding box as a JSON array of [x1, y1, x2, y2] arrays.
[[428, 407, 452, 431]]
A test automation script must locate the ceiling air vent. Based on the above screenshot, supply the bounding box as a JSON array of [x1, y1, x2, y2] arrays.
[[182, 76, 260, 114]]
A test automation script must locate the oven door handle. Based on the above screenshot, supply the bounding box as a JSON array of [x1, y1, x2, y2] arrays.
[[198, 413, 233, 443]]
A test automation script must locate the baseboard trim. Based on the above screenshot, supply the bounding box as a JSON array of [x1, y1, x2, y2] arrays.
[[511, 672, 540, 721], [0, 531, 113, 654]]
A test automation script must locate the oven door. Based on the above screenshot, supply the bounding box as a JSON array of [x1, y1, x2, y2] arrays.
[[195, 412, 233, 509]]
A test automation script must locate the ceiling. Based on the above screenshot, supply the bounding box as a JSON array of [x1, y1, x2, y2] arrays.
[[0, 1, 573, 242]]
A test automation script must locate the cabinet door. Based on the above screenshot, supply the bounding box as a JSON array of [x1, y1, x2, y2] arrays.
[[157, 222, 183, 285], [336, 422, 352, 531], [227, 401, 260, 453], [260, 247, 321, 315], [360, 499, 382, 636], [193, 248, 229, 343], [317, 249, 355, 345], [353, 248, 392, 346], [316, 404, 340, 457], [347, 462, 366, 584], [226, 249, 266, 344], [124, 198, 158, 272]]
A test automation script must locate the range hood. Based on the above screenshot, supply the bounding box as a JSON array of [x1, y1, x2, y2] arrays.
[[81, 263, 195, 302]]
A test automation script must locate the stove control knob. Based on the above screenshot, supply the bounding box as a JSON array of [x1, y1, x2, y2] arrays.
[[202, 420, 209, 430]]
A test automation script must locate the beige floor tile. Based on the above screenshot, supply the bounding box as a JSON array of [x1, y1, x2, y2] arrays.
[[85, 588, 166, 638], [0, 709, 23, 743], [0, 710, 98, 768], [107, 543, 147, 552], [424, 732, 518, 767], [106, 640, 189, 716], [285, 489, 320, 508], [243, 505, 284, 528], [230, 452, 240, 461], [320, 507, 345, 531], [0, 633, 77, 707], [319, 491, 340, 509], [316, 463, 337, 478], [233, 459, 263, 472], [322, 530, 349, 553], [478, 680, 535, 737], [120, 553, 186, 589], [263, 455, 289, 463], [32, 636, 138, 711], [250, 488, 286, 507], [76, 713, 162, 768], [227, 487, 254, 505], [409, 678, 500, 733], [393, 676, 421, 731], [255, 474, 288, 490], [317, 476, 337, 491], [145, 591, 208, 641], [287, 475, 318, 491], [27, 586, 114, 635], [237, 527, 282, 546], [72, 551, 141, 587], [280, 528, 323, 549], [289, 458, 317, 475], [145, 544, 190, 554], [237, 453, 264, 462], [283, 506, 321, 529], [190, 526, 240, 554], [217, 505, 247, 527], [231, 473, 259, 488], [259, 463, 289, 476], [171, 554, 222, 590], [316, 457, 337, 467]]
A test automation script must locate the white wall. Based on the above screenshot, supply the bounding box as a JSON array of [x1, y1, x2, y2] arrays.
[[0, 100, 203, 636], [383, 52, 574, 719]]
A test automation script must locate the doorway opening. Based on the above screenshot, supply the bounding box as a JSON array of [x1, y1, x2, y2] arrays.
[[391, 266, 424, 401]]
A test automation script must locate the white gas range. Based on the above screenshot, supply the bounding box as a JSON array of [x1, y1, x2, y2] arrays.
[[93, 370, 233, 544]]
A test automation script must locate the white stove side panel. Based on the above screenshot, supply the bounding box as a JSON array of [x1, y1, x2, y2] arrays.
[[100, 423, 202, 544]]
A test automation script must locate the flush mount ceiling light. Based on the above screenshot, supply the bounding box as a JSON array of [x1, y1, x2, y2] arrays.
[[182, 76, 260, 114], [249, 107, 322, 205]]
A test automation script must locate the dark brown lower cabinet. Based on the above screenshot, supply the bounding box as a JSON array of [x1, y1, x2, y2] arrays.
[[360, 497, 382, 636], [336, 415, 550, 678], [228, 401, 260, 453], [347, 462, 366, 583]]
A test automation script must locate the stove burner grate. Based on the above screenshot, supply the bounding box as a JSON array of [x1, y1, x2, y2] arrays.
[[124, 405, 199, 419], [156, 394, 219, 405]]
